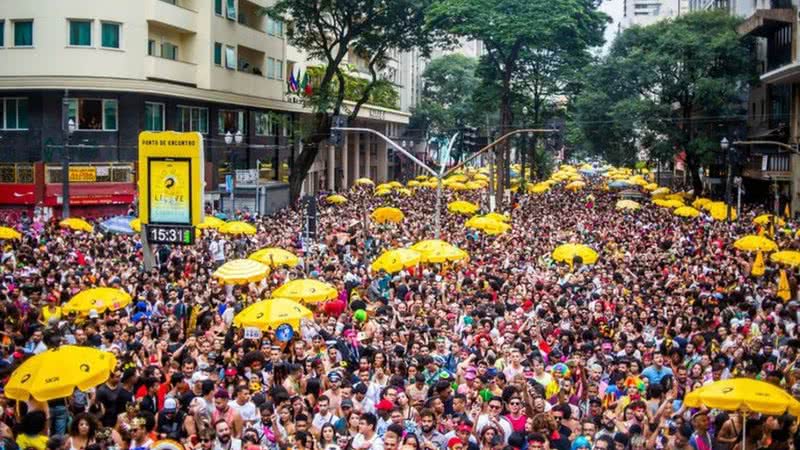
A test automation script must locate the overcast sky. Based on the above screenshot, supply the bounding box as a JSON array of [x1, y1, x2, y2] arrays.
[[599, 0, 624, 50]]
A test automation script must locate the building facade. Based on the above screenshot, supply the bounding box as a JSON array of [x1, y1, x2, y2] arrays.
[[621, 0, 689, 29], [0, 0, 413, 216]]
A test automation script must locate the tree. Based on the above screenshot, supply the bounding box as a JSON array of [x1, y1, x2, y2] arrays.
[[266, 0, 435, 203], [410, 54, 480, 138], [427, 0, 607, 207], [573, 11, 756, 191]]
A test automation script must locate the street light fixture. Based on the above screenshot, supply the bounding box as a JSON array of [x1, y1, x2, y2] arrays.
[[62, 117, 76, 218], [521, 106, 529, 188], [224, 130, 243, 213]]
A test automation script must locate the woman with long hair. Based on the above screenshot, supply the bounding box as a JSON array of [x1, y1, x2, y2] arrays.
[[317, 423, 337, 450], [67, 413, 99, 450]]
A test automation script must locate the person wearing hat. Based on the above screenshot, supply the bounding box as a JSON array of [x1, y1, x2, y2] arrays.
[[156, 398, 188, 441]]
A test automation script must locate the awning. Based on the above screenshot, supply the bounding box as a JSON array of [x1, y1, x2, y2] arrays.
[[738, 8, 794, 37]]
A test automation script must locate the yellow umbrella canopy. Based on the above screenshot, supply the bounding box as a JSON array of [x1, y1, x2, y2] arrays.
[[272, 279, 338, 303], [733, 235, 778, 253], [709, 203, 737, 221], [447, 182, 468, 191], [565, 181, 586, 191], [448, 200, 480, 215], [196, 216, 226, 230], [376, 183, 393, 191], [692, 198, 712, 209], [643, 183, 658, 191], [233, 298, 313, 330], [355, 178, 375, 186], [653, 199, 685, 208], [552, 244, 599, 265], [673, 206, 701, 218], [410, 239, 469, 263], [371, 248, 422, 273], [407, 180, 421, 187], [387, 181, 403, 188], [650, 187, 671, 196], [219, 221, 257, 235], [0, 226, 21, 240], [465, 181, 484, 190], [529, 184, 550, 194], [484, 212, 509, 223], [59, 218, 94, 233], [753, 214, 785, 226], [249, 248, 299, 268], [615, 200, 641, 211], [770, 250, 800, 267], [5, 346, 117, 402], [396, 188, 413, 196], [415, 175, 429, 181], [684, 378, 800, 417], [62, 287, 133, 316], [213, 259, 270, 284], [374, 188, 392, 196], [326, 194, 347, 205], [447, 174, 468, 183], [371, 207, 405, 224], [129, 218, 141, 233]]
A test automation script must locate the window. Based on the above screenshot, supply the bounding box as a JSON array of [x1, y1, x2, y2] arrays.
[[267, 57, 275, 79], [145, 102, 165, 131], [101, 22, 120, 49], [215, 0, 223, 16], [275, 59, 283, 80], [214, 42, 222, 66], [218, 110, 246, 134], [255, 112, 285, 136], [148, 39, 156, 56], [0, 21, 4, 47], [1, 98, 28, 130], [225, 46, 235, 69], [69, 20, 92, 46], [177, 106, 208, 134], [267, 18, 284, 37], [65, 99, 117, 131], [226, 0, 237, 20], [14, 20, 33, 47], [161, 42, 178, 60]]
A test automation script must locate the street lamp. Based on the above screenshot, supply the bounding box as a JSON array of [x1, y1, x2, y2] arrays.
[[721, 137, 732, 222], [521, 107, 529, 188], [224, 130, 244, 213], [62, 117, 76, 218]]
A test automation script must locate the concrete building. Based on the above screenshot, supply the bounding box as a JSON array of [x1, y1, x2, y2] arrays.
[[0, 0, 414, 216], [621, 0, 689, 29]]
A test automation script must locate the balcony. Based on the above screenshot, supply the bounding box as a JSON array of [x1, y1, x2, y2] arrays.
[[146, 0, 198, 34], [737, 5, 793, 37], [145, 55, 197, 86], [743, 152, 792, 180]]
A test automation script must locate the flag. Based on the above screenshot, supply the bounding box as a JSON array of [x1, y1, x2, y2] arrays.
[[751, 251, 765, 277], [785, 203, 791, 219], [288, 70, 298, 92], [301, 72, 313, 96], [778, 269, 792, 302]]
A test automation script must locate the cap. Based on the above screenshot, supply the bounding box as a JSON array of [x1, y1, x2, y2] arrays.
[[163, 398, 177, 412], [375, 399, 395, 411], [457, 424, 472, 433], [464, 369, 477, 381], [328, 371, 342, 382], [447, 437, 463, 449], [88, 309, 99, 319], [341, 399, 354, 408]]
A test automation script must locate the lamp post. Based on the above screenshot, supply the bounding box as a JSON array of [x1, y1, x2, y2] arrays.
[[225, 130, 243, 214], [62, 117, 76, 218], [721, 137, 732, 222], [521, 107, 529, 190]]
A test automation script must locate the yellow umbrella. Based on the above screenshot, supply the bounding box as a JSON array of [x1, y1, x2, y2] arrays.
[[62, 287, 132, 316], [552, 244, 598, 265], [396, 188, 413, 196], [708, 203, 737, 221], [233, 298, 313, 330], [465, 181, 484, 190], [196, 216, 226, 230], [643, 183, 658, 191], [326, 194, 347, 205], [375, 188, 392, 196], [447, 174, 468, 183], [371, 207, 405, 224], [129, 218, 141, 233], [0, 226, 21, 240], [387, 181, 403, 189], [213, 259, 270, 284], [447, 182, 468, 191], [219, 221, 257, 235], [415, 175, 429, 181], [407, 180, 421, 187], [565, 181, 585, 191], [733, 235, 778, 253], [5, 346, 117, 402], [371, 248, 422, 273], [653, 199, 684, 208], [376, 183, 393, 191], [249, 248, 299, 268], [692, 198, 712, 209], [448, 200, 480, 215], [615, 200, 641, 211], [355, 178, 375, 186], [673, 206, 701, 218], [770, 250, 800, 267], [484, 212, 509, 223], [59, 218, 94, 233], [651, 187, 671, 196], [753, 214, 785, 226], [410, 239, 469, 263], [272, 279, 338, 304], [529, 184, 550, 194]]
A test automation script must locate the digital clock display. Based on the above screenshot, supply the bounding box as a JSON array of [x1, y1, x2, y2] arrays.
[[145, 224, 195, 245]]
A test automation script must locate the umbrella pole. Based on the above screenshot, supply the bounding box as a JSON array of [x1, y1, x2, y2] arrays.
[[741, 413, 745, 449]]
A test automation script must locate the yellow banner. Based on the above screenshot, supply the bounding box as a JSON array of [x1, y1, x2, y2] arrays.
[[69, 166, 97, 183]]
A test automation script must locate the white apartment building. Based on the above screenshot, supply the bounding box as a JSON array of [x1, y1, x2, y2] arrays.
[[622, 0, 689, 28]]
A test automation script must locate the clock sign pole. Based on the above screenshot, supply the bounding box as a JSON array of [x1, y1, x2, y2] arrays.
[[138, 131, 205, 270]]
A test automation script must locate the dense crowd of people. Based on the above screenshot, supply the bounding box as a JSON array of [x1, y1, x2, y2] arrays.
[[0, 171, 798, 450]]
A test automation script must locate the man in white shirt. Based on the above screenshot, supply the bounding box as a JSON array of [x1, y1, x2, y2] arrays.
[[209, 236, 226, 267], [312, 395, 339, 436], [228, 385, 259, 427], [351, 412, 383, 450]]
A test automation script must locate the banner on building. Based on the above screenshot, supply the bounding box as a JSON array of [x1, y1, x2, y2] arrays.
[[138, 131, 205, 226], [69, 166, 97, 183]]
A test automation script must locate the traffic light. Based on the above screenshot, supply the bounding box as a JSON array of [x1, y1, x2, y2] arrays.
[[329, 115, 347, 147]]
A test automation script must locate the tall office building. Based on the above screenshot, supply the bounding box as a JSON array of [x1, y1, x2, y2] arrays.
[[0, 0, 416, 214], [622, 0, 689, 29]]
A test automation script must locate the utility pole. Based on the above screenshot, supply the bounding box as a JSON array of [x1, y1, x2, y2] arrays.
[[721, 137, 732, 222], [61, 90, 76, 218]]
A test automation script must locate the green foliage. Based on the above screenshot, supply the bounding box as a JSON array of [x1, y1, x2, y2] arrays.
[[410, 54, 481, 136], [306, 66, 399, 110]]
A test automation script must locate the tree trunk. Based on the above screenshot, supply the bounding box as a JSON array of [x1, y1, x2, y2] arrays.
[[288, 114, 331, 205], [497, 76, 513, 209], [686, 156, 703, 196]]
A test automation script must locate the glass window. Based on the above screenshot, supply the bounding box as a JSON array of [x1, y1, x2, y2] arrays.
[[1, 99, 27, 130], [225, 46, 235, 69], [14, 20, 33, 47], [64, 98, 117, 130], [145, 102, 165, 131], [0, 21, 5, 47], [161, 42, 178, 60], [148, 39, 156, 56], [69, 20, 92, 46], [214, 42, 222, 66], [218, 110, 245, 134], [226, 0, 236, 20], [101, 22, 120, 49], [267, 58, 275, 79], [215, 0, 223, 16], [255, 112, 271, 136], [177, 106, 208, 133], [275, 60, 283, 80]]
